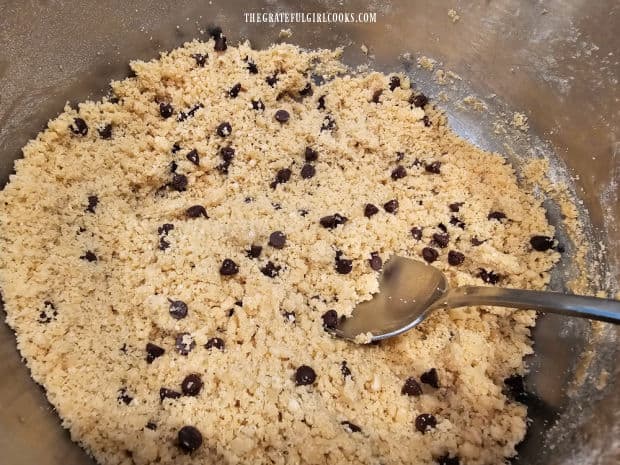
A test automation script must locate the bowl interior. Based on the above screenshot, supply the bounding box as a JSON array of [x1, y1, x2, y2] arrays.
[[0, 1, 618, 464]]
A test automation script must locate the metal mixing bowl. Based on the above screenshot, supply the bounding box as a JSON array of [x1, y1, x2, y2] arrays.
[[0, 1, 618, 464]]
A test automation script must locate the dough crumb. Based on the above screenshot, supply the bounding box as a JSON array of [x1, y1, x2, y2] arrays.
[[417, 56, 436, 71], [448, 9, 461, 23], [278, 28, 292, 39], [512, 112, 530, 131], [353, 332, 374, 344], [462, 96, 487, 112]]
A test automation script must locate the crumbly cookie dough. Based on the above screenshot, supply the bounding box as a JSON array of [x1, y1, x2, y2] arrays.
[[0, 33, 561, 465]]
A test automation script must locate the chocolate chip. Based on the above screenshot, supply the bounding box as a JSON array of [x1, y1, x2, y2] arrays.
[[269, 231, 287, 249], [266, 73, 279, 87], [205, 337, 225, 351], [178, 425, 203, 453], [191, 53, 207, 66], [146, 343, 165, 363], [321, 115, 336, 131], [69, 117, 88, 135], [411, 227, 423, 240], [81, 251, 97, 262], [299, 82, 313, 97], [341, 421, 362, 433], [251, 99, 265, 111], [272, 202, 282, 210], [168, 299, 188, 320], [389, 76, 401, 91], [530, 235, 554, 251], [214, 35, 227, 52], [364, 203, 379, 218], [432, 233, 450, 248], [301, 164, 316, 179], [220, 146, 235, 163], [261, 261, 281, 278], [270, 168, 292, 188], [409, 93, 429, 108], [321, 310, 338, 330], [186, 149, 200, 165], [220, 259, 239, 276], [415, 413, 437, 433], [295, 365, 316, 385], [159, 103, 174, 119], [274, 109, 290, 123], [159, 238, 170, 250], [488, 211, 507, 221], [402, 377, 422, 396], [447, 250, 465, 266], [437, 454, 460, 465], [449, 202, 464, 212], [449, 216, 465, 229], [177, 103, 203, 122], [86, 195, 99, 213], [299, 209, 309, 217], [247, 245, 262, 258], [422, 115, 432, 127], [145, 422, 158, 431], [478, 268, 501, 284], [422, 247, 439, 263], [186, 205, 208, 218], [181, 374, 203, 396], [425, 161, 441, 174], [391, 165, 407, 180], [420, 368, 439, 388], [117, 388, 133, 405], [470, 237, 485, 246], [169, 161, 178, 173], [369, 252, 382, 271], [160, 387, 181, 401], [172, 142, 182, 153], [319, 213, 348, 229], [246, 60, 258, 74], [305, 147, 318, 162], [175, 332, 195, 355], [317, 95, 326, 110], [335, 257, 353, 274], [158, 223, 174, 235], [383, 199, 399, 214], [341, 361, 352, 378], [216, 122, 232, 137], [372, 89, 383, 103], [98, 124, 112, 139], [228, 83, 242, 98], [504, 374, 528, 403], [170, 174, 188, 192]]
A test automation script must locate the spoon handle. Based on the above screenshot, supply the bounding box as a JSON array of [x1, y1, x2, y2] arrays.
[[445, 286, 620, 324]]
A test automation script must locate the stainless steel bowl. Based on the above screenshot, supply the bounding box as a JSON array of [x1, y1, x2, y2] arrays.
[[0, 1, 618, 464]]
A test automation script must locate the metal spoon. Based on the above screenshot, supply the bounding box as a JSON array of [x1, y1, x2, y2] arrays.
[[335, 256, 620, 342]]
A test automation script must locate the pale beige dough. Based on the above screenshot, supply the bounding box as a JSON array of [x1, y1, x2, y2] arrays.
[[0, 38, 560, 465]]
